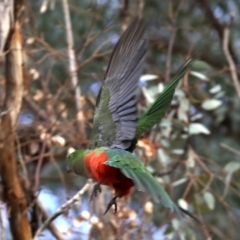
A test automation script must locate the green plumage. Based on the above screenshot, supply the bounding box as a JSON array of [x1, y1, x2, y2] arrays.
[[128, 58, 194, 151], [67, 149, 89, 178], [104, 148, 178, 212]]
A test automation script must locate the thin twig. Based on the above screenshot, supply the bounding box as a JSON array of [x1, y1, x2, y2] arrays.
[[220, 143, 240, 158], [23, 95, 47, 121], [61, 0, 86, 138], [34, 136, 47, 192], [137, 0, 144, 18], [36, 200, 64, 240], [223, 26, 240, 100], [0, 203, 5, 240], [164, 27, 176, 83], [33, 182, 90, 240], [197, 0, 237, 63]]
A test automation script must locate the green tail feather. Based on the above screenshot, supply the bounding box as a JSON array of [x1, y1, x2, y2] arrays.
[[106, 154, 202, 222], [105, 153, 177, 212]]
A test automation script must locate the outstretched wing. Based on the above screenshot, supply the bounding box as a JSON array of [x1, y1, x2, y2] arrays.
[[128, 58, 195, 151], [89, 19, 147, 150]]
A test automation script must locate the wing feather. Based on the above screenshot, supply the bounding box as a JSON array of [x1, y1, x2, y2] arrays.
[[128, 57, 195, 151], [90, 19, 147, 149]]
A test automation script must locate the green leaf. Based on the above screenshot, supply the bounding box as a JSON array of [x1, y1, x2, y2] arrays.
[[140, 74, 158, 81], [190, 71, 209, 81], [201, 99, 222, 111], [172, 178, 188, 187], [224, 162, 240, 173], [192, 60, 212, 71], [171, 149, 184, 155], [203, 191, 215, 210], [178, 198, 189, 210], [189, 123, 210, 135], [209, 84, 221, 94]]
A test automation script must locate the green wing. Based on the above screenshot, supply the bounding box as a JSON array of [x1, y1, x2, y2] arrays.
[[128, 58, 194, 151], [105, 150, 179, 212], [89, 19, 147, 150]]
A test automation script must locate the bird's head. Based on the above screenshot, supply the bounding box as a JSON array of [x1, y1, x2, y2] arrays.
[[66, 149, 89, 177]]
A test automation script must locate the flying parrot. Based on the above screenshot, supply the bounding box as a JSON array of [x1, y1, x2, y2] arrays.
[[67, 19, 196, 218]]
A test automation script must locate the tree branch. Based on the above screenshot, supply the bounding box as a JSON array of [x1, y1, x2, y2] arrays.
[[36, 200, 64, 240], [33, 182, 90, 240], [223, 25, 240, 100], [197, 0, 238, 63], [149, 36, 239, 77], [61, 0, 86, 139]]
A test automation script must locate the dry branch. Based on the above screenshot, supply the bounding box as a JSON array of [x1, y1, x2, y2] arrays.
[[33, 182, 90, 240], [223, 26, 240, 100], [0, 0, 13, 54], [36, 200, 64, 240], [197, 0, 238, 63], [61, 0, 86, 139], [220, 143, 240, 157]]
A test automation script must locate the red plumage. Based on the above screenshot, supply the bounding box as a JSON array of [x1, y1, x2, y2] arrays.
[[84, 151, 134, 198]]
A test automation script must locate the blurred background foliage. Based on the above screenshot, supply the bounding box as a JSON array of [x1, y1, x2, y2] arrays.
[[1, 0, 240, 239]]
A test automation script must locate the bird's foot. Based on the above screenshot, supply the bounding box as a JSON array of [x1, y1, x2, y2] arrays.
[[104, 196, 118, 215], [90, 183, 102, 201]]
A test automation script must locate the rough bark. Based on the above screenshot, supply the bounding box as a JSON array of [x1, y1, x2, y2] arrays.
[[0, 0, 32, 239]]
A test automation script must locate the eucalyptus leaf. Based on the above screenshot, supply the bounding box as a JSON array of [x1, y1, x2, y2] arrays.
[[190, 113, 203, 121], [202, 99, 222, 111], [189, 123, 210, 135], [210, 84, 221, 94], [172, 178, 188, 187], [142, 87, 155, 104], [140, 74, 158, 81], [224, 161, 240, 173], [178, 198, 189, 210], [190, 71, 209, 81], [171, 149, 184, 155], [192, 60, 212, 71], [158, 149, 171, 167], [203, 191, 215, 210]]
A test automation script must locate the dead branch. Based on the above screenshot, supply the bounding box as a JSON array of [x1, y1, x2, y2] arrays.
[[119, 0, 130, 31], [197, 0, 238, 63], [36, 200, 64, 240], [220, 143, 240, 157], [137, 0, 144, 18], [33, 182, 90, 240], [0, 0, 13, 54], [164, 27, 176, 83], [61, 0, 86, 139], [223, 25, 240, 100], [34, 136, 47, 191], [149, 36, 226, 71]]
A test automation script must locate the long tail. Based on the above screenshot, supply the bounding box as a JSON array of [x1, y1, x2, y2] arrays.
[[132, 169, 201, 223], [106, 151, 201, 223]]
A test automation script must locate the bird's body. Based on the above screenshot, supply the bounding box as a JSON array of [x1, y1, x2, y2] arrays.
[[68, 146, 179, 213], [69, 148, 134, 198], [67, 18, 196, 216]]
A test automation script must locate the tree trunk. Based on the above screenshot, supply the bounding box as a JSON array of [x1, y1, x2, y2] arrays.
[[0, 0, 32, 239]]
